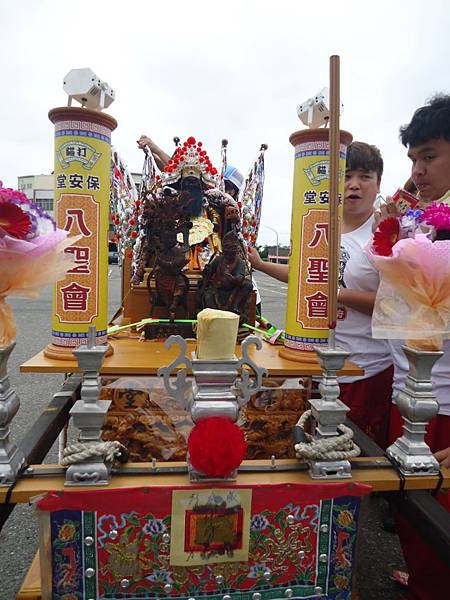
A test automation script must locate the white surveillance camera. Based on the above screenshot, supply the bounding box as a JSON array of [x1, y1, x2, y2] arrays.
[[297, 87, 343, 128], [63, 68, 115, 111]]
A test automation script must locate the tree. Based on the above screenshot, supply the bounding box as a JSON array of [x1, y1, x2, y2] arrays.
[[256, 244, 268, 259]]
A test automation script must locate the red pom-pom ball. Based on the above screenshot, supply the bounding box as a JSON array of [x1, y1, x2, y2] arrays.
[[188, 417, 247, 478], [187, 136, 196, 145]]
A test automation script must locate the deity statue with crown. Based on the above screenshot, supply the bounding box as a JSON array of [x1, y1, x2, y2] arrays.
[[113, 135, 267, 333], [135, 136, 243, 273]]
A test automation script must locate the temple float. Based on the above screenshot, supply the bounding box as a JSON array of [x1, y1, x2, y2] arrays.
[[0, 60, 448, 600]]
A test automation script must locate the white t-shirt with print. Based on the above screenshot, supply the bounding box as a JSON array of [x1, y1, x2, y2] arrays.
[[336, 215, 392, 383]]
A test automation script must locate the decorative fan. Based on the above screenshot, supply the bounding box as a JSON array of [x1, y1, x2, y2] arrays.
[[239, 144, 268, 247], [109, 148, 141, 260]]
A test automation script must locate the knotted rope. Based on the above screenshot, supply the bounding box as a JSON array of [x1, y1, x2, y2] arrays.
[[294, 410, 360, 461], [61, 441, 128, 467]]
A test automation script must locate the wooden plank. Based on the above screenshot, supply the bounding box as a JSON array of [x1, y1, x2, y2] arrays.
[[16, 551, 41, 599], [3, 460, 449, 503], [20, 337, 363, 377]]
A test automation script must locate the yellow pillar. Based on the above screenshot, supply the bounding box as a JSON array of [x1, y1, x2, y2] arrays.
[[44, 107, 117, 360], [279, 128, 352, 363]]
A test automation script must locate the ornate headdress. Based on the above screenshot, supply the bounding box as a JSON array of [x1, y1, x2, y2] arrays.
[[161, 136, 219, 187]]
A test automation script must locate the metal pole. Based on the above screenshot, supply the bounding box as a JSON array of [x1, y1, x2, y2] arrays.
[[265, 225, 279, 262], [328, 55, 341, 348]]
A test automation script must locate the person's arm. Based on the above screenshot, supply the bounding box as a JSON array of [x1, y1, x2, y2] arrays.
[[247, 246, 288, 283], [338, 288, 376, 316], [137, 135, 171, 171], [434, 447, 450, 468]]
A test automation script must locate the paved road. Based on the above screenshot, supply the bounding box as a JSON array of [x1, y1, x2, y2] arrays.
[[0, 268, 405, 599]]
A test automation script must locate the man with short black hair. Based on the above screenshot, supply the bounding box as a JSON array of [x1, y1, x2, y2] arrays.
[[388, 95, 450, 455], [399, 94, 450, 205], [385, 95, 450, 600]]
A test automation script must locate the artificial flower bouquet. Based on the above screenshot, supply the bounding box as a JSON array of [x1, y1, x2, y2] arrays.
[[0, 181, 75, 347], [366, 202, 450, 351]]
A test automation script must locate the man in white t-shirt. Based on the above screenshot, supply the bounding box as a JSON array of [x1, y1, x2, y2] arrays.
[[336, 142, 393, 447], [375, 95, 450, 600], [249, 142, 393, 447], [379, 96, 450, 458]]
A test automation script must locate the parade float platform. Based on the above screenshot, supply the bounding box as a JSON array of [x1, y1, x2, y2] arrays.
[[20, 337, 363, 377], [11, 461, 450, 600], [11, 343, 450, 600]]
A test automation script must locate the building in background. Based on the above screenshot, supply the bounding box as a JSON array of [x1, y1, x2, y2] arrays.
[[265, 245, 290, 264], [268, 254, 289, 264], [18, 173, 54, 214]]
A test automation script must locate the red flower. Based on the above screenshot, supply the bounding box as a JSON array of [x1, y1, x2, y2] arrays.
[[372, 218, 400, 256], [0, 203, 32, 239]]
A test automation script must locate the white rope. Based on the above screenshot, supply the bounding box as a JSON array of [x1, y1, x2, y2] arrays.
[[294, 410, 360, 461], [60, 441, 127, 466]]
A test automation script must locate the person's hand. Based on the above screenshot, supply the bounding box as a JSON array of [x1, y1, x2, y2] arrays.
[[247, 246, 264, 271], [434, 447, 450, 469], [137, 135, 155, 151], [373, 196, 400, 230]]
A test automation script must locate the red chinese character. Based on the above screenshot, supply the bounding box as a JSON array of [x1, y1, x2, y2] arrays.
[[306, 257, 328, 283], [63, 208, 92, 237], [305, 291, 328, 318], [308, 223, 329, 248], [337, 306, 347, 320], [65, 246, 90, 274], [60, 282, 90, 311]]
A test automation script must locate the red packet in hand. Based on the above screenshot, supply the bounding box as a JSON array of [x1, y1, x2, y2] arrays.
[[391, 188, 418, 215]]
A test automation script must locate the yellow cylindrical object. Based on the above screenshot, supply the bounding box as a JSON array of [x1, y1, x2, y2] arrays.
[[280, 129, 352, 362], [196, 308, 239, 360], [45, 107, 117, 357]]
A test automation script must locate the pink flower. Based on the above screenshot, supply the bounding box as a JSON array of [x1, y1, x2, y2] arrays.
[[0, 180, 75, 347], [365, 234, 450, 348], [0, 181, 63, 255], [0, 181, 30, 205], [419, 202, 450, 232]]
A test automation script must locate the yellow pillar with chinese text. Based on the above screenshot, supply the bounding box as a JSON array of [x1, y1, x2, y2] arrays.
[[279, 129, 352, 363], [44, 107, 117, 360]]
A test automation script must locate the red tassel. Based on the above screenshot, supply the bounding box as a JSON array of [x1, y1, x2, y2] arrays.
[[188, 417, 247, 478]]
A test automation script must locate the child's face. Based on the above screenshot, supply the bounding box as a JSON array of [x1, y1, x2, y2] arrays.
[[224, 181, 238, 198], [408, 138, 450, 203], [344, 168, 380, 219]]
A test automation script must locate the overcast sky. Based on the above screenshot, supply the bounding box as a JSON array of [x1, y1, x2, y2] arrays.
[[1, 0, 449, 245]]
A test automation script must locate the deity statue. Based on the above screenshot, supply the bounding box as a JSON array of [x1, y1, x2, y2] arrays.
[[137, 189, 192, 320], [200, 231, 253, 319], [148, 228, 190, 321], [135, 136, 240, 275]]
